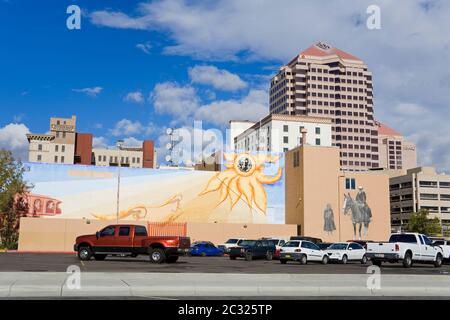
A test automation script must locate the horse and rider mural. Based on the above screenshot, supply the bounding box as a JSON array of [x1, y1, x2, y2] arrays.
[[342, 186, 372, 240]]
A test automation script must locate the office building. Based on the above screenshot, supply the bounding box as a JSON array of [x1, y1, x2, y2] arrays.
[[232, 114, 332, 153], [270, 41, 379, 171], [26, 116, 156, 168], [390, 167, 450, 233], [376, 121, 417, 171]]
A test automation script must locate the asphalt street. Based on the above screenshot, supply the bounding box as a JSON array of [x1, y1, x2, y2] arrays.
[[1, 253, 450, 275]]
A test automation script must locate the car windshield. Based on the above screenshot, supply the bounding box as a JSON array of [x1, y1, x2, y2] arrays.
[[283, 241, 300, 247], [225, 239, 238, 244], [328, 243, 348, 250], [239, 240, 256, 247], [434, 240, 445, 246], [318, 244, 330, 250]]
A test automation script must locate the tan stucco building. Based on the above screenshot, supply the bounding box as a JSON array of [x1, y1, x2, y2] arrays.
[[285, 144, 391, 242]]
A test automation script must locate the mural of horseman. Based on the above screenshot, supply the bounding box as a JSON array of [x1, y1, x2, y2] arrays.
[[343, 186, 372, 240]]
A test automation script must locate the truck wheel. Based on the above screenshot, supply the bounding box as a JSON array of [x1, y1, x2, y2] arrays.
[[265, 251, 273, 261], [78, 246, 92, 261], [299, 254, 307, 265], [341, 255, 348, 264], [372, 260, 382, 267], [402, 252, 412, 268], [94, 254, 106, 261], [322, 255, 329, 265], [361, 255, 368, 264], [166, 256, 179, 263], [149, 248, 166, 263], [434, 254, 443, 268], [245, 252, 253, 261]]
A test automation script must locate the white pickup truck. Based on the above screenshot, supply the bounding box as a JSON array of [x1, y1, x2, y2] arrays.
[[366, 233, 443, 268], [432, 239, 450, 262]]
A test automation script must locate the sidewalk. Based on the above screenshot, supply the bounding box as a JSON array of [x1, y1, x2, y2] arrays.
[[1, 272, 450, 298]]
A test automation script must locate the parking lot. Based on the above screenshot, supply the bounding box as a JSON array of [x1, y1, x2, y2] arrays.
[[1, 253, 450, 275]]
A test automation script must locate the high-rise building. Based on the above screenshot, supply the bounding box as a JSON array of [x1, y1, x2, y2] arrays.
[[376, 121, 417, 171], [269, 41, 378, 171]]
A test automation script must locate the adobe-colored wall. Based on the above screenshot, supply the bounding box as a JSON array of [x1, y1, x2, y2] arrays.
[[75, 133, 93, 165], [17, 218, 296, 252], [286, 145, 391, 243], [142, 140, 155, 168]]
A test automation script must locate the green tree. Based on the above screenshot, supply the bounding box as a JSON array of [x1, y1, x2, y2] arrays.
[[408, 209, 442, 236], [0, 150, 30, 249]]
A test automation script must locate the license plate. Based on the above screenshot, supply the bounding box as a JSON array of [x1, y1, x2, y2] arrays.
[[375, 254, 384, 258], [285, 254, 291, 258]]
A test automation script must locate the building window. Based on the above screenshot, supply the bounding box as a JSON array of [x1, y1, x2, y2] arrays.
[[136, 157, 140, 164], [37, 155, 42, 161], [55, 145, 59, 152], [103, 156, 106, 162], [61, 156, 65, 163], [98, 155, 102, 162], [62, 145, 65, 152], [345, 178, 356, 190], [283, 136, 289, 144], [315, 138, 321, 146], [38, 144, 43, 151], [62, 132, 66, 138], [283, 125, 289, 132], [54, 156, 58, 163], [293, 151, 300, 167], [315, 127, 321, 135]]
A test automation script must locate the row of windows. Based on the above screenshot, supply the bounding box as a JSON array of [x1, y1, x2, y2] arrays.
[[310, 69, 364, 78], [97, 155, 141, 164], [282, 136, 321, 146], [341, 161, 376, 167], [283, 125, 320, 134]]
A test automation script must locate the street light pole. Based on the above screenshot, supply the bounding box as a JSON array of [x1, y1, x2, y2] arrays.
[[116, 140, 124, 224]]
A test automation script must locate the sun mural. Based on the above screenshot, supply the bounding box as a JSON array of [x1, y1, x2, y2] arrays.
[[90, 152, 283, 222], [199, 153, 282, 213]]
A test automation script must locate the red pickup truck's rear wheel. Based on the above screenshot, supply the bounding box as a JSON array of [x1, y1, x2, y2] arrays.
[[149, 248, 166, 263], [78, 246, 92, 261]]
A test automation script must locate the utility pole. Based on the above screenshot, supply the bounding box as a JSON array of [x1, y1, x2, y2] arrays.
[[116, 140, 124, 224]]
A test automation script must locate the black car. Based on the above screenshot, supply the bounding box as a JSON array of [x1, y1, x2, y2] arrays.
[[290, 236, 323, 244], [229, 240, 276, 261]]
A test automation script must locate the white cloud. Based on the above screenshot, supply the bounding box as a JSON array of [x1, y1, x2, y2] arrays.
[[195, 89, 268, 127], [110, 119, 157, 137], [72, 86, 103, 97], [93, 136, 108, 149], [124, 91, 144, 103], [188, 65, 247, 91], [123, 137, 143, 148], [0, 123, 30, 161], [136, 42, 151, 54], [150, 82, 200, 122]]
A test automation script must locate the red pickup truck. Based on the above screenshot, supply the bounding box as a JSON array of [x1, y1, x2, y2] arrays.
[[74, 224, 190, 263]]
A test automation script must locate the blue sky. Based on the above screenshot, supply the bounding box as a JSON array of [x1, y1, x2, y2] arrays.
[[1, 0, 450, 170]]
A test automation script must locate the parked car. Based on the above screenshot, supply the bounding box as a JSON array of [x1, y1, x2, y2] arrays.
[[229, 239, 276, 261], [317, 243, 332, 251], [189, 242, 224, 257], [432, 239, 450, 261], [326, 242, 367, 264], [74, 224, 190, 263], [346, 240, 374, 249], [218, 238, 244, 253], [290, 236, 322, 244], [261, 237, 288, 259], [366, 233, 444, 268], [280, 240, 329, 265]]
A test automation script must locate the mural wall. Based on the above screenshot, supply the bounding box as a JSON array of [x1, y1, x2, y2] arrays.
[[22, 152, 285, 224]]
